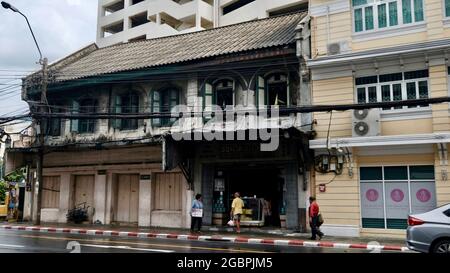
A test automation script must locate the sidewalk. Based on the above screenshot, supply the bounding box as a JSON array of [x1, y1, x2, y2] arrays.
[[0, 222, 411, 252]]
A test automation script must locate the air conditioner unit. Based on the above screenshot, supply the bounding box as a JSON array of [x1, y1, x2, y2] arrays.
[[327, 41, 350, 55], [352, 109, 380, 138]]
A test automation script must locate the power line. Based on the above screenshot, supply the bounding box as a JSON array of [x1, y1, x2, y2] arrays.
[[23, 97, 450, 120]]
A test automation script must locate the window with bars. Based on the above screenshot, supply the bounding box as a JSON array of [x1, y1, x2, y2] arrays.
[[355, 70, 429, 110], [353, 0, 424, 33]]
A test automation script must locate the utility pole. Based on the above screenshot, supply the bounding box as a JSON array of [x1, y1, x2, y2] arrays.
[[34, 58, 48, 225], [1, 1, 47, 225]]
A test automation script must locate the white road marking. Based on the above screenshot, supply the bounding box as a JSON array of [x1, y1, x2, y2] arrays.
[[80, 244, 174, 253], [0, 244, 25, 248]]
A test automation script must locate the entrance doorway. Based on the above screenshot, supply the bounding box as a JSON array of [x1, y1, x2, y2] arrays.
[[115, 174, 140, 224], [213, 165, 285, 228]]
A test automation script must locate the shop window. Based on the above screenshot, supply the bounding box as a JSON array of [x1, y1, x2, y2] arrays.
[[360, 165, 436, 230], [152, 87, 179, 127], [70, 98, 98, 134], [352, 0, 423, 33], [355, 69, 429, 110]]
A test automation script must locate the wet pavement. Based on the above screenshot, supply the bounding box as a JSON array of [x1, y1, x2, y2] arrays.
[[0, 230, 403, 253]]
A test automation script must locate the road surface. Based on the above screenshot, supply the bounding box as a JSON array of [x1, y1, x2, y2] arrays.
[[0, 230, 404, 253]]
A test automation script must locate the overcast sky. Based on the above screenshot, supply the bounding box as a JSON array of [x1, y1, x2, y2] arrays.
[[0, 0, 97, 117]]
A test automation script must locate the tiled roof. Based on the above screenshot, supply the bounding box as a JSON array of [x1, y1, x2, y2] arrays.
[[51, 12, 306, 82]]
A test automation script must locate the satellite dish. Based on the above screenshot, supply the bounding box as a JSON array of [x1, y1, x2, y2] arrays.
[[354, 109, 369, 120], [354, 122, 369, 136]]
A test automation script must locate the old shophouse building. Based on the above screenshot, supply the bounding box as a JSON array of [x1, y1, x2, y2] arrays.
[[6, 13, 314, 231]]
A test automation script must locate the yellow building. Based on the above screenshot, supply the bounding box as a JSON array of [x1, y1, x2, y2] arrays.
[[307, 0, 450, 237]]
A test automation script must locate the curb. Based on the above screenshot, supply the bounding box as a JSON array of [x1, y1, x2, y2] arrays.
[[0, 225, 410, 252]]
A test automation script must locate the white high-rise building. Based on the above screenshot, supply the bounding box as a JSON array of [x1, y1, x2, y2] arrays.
[[97, 0, 308, 47]]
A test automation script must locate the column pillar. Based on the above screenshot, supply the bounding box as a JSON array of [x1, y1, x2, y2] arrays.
[[58, 173, 71, 223], [94, 172, 107, 224], [139, 173, 152, 227]]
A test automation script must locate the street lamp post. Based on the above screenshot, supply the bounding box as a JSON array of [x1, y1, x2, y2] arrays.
[[2, 1, 48, 225]]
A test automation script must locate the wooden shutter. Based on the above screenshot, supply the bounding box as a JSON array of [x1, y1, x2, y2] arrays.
[[256, 76, 266, 109], [152, 90, 161, 127], [169, 89, 179, 124], [113, 95, 122, 129], [203, 83, 213, 122], [70, 100, 79, 133]]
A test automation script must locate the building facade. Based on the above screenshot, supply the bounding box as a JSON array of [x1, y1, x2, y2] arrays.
[[97, 0, 308, 47], [8, 13, 313, 230], [308, 0, 450, 237]]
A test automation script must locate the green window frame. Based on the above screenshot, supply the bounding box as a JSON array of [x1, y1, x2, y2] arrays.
[[354, 8, 364, 32], [353, 0, 422, 33], [402, 0, 412, 23], [202, 82, 214, 122], [113, 92, 140, 131], [265, 73, 290, 108], [378, 4, 387, 28], [152, 87, 180, 127], [48, 104, 62, 136], [389, 2, 399, 26], [413, 0, 424, 22], [78, 99, 98, 134], [446, 0, 450, 17], [213, 79, 235, 110], [365, 6, 374, 30]]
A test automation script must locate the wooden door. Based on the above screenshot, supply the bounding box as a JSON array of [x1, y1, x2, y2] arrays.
[[116, 174, 140, 223], [42, 176, 60, 209], [154, 173, 183, 211], [74, 175, 94, 209]]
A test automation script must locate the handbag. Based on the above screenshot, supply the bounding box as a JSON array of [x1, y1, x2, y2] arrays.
[[227, 219, 235, 226], [317, 213, 324, 226], [192, 208, 203, 218]]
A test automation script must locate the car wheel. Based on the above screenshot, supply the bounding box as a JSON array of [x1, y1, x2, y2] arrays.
[[432, 240, 450, 254]]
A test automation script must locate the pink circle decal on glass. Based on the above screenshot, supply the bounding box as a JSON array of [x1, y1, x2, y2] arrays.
[[416, 189, 431, 203], [366, 189, 379, 202], [391, 189, 404, 203]]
